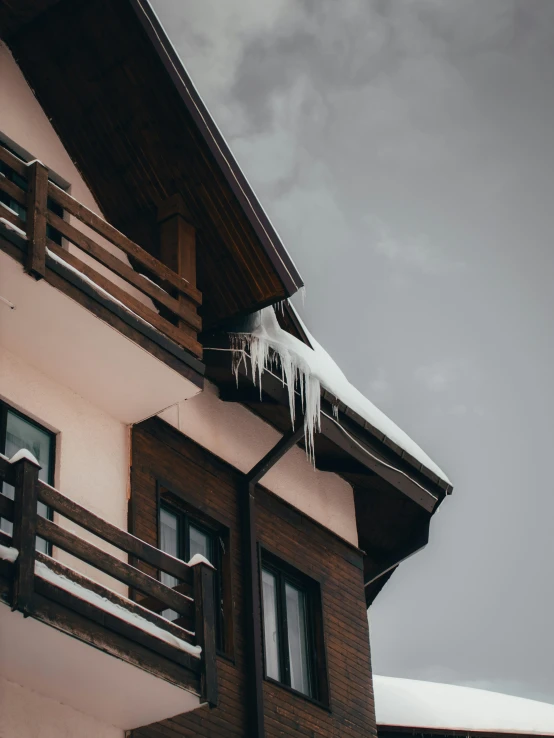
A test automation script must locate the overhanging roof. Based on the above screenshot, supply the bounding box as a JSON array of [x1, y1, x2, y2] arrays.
[[1, 0, 303, 327]]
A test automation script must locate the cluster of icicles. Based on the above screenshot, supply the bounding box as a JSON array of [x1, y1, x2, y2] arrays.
[[229, 328, 323, 464]]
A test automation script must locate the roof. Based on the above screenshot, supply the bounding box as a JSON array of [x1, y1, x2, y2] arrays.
[[229, 305, 450, 486], [374, 676, 554, 735]]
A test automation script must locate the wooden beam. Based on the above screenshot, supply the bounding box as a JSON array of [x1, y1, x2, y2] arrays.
[[193, 561, 218, 707], [25, 160, 49, 279], [38, 481, 194, 585], [48, 183, 201, 303], [11, 455, 41, 614], [36, 517, 194, 617]]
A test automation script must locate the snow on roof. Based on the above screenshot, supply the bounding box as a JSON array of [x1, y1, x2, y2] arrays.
[[230, 306, 449, 485], [374, 676, 554, 735]]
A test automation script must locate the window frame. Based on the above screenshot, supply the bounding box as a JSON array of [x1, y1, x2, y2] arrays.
[[0, 399, 56, 553], [156, 486, 234, 659], [260, 547, 330, 708]]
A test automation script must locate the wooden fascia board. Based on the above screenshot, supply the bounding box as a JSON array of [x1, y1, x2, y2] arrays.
[[207, 348, 442, 513], [128, 0, 304, 298]]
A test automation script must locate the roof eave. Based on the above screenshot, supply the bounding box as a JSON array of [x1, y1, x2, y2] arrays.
[[129, 0, 304, 298]]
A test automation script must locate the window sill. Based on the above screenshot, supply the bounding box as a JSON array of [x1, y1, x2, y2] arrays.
[[264, 677, 331, 713]]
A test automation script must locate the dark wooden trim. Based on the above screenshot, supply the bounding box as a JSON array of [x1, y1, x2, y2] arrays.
[[36, 517, 195, 616], [242, 482, 265, 738], [11, 456, 40, 613], [35, 574, 201, 670], [47, 210, 199, 326], [25, 591, 200, 693], [47, 182, 201, 304], [38, 481, 194, 585], [35, 552, 197, 648], [0, 171, 27, 207], [0, 141, 26, 176], [193, 562, 218, 706], [25, 160, 48, 278]]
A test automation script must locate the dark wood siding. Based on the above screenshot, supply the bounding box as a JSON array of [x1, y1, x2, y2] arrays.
[[130, 418, 377, 737]]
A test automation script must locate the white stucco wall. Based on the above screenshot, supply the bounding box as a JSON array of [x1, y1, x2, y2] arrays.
[[159, 382, 358, 546], [0, 348, 129, 589], [0, 678, 123, 738]]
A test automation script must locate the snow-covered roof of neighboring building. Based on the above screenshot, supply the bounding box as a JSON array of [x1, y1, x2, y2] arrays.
[[374, 676, 554, 735]]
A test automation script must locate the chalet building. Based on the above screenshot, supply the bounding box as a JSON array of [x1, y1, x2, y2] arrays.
[[375, 676, 554, 738], [0, 2, 451, 737]]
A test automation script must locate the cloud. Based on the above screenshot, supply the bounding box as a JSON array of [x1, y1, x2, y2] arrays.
[[364, 216, 465, 276], [414, 359, 474, 393]]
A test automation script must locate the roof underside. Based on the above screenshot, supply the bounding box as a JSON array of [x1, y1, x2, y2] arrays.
[[0, 0, 303, 328]]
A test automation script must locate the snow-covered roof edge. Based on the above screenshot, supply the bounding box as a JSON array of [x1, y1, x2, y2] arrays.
[[374, 676, 554, 735], [227, 305, 450, 488]]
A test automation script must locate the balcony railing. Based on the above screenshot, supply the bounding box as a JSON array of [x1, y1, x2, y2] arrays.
[[0, 452, 217, 710], [0, 143, 202, 359]]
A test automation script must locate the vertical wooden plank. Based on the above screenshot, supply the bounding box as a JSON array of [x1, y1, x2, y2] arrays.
[[157, 194, 199, 337], [193, 560, 218, 707], [11, 455, 41, 614], [26, 161, 49, 279]]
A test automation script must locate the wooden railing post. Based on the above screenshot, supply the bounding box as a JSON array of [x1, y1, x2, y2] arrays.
[[192, 560, 218, 707], [157, 194, 199, 339], [11, 454, 41, 615], [26, 160, 49, 279]]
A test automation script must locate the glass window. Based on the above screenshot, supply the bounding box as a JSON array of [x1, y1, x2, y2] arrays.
[[158, 502, 223, 643], [261, 556, 318, 699], [262, 569, 281, 682], [159, 507, 180, 621], [285, 582, 311, 696], [0, 404, 55, 553]]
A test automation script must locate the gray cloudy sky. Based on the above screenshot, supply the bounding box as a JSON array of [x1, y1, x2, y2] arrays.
[[152, 0, 554, 703]]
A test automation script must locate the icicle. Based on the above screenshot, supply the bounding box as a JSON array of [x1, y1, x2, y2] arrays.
[[228, 306, 323, 466]]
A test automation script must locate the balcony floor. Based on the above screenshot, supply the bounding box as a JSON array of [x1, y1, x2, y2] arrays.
[[0, 599, 202, 729]]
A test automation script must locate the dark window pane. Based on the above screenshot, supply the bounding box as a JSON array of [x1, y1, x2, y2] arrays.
[[159, 507, 179, 621], [1, 410, 53, 551], [262, 568, 281, 682], [285, 582, 311, 696], [189, 523, 210, 561]]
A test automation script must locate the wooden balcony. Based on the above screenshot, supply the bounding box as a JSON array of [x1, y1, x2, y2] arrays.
[[0, 452, 217, 729], [0, 143, 204, 422]]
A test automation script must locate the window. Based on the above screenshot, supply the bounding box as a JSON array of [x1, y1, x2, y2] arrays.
[[0, 402, 55, 553], [261, 552, 328, 703], [158, 496, 231, 654]]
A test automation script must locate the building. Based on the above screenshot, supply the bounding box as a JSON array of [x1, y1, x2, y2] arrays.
[[375, 676, 554, 738], [0, 2, 451, 737]]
